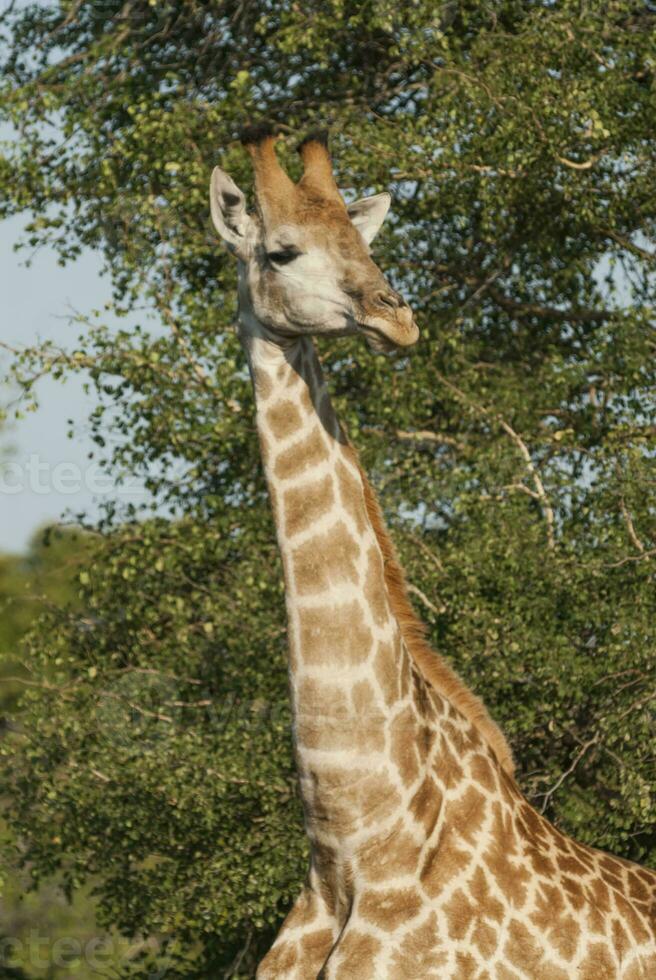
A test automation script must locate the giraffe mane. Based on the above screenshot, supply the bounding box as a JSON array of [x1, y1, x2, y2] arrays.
[[350, 448, 516, 777]]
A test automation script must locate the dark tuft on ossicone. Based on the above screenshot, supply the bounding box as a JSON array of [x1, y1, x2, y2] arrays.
[[297, 130, 330, 153], [240, 122, 279, 146]]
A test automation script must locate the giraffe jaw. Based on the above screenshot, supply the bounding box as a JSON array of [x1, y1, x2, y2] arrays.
[[358, 316, 420, 354]]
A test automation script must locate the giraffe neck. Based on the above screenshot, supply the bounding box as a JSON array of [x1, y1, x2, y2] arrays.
[[239, 317, 516, 929], [240, 321, 415, 817]]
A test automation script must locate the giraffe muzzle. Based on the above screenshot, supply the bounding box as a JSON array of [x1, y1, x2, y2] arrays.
[[359, 304, 419, 352]]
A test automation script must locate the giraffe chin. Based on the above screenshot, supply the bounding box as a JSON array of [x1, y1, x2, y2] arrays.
[[359, 318, 419, 354]]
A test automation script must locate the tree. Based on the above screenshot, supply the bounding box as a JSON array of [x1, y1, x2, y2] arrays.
[[0, 530, 128, 980], [0, 530, 90, 712], [0, 1, 655, 976]]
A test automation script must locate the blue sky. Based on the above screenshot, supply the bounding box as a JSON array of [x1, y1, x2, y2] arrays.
[[0, 212, 148, 554]]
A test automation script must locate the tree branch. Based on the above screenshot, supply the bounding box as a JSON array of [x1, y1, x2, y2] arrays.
[[394, 428, 464, 450], [606, 547, 656, 569], [556, 153, 602, 171], [602, 228, 656, 264], [539, 735, 600, 813], [619, 496, 645, 553], [488, 286, 612, 323], [499, 420, 556, 550], [406, 582, 445, 616]]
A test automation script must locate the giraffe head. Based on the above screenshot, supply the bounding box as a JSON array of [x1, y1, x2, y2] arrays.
[[210, 126, 418, 353]]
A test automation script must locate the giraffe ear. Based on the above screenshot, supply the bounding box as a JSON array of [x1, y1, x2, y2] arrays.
[[210, 167, 254, 259], [346, 192, 391, 245]]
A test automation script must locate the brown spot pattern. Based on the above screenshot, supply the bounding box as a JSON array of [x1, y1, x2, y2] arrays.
[[274, 424, 327, 479], [297, 714, 385, 754], [300, 928, 335, 972], [497, 967, 523, 980], [331, 930, 380, 979], [283, 473, 334, 538], [359, 886, 422, 931], [374, 638, 402, 706], [297, 675, 349, 716], [335, 458, 368, 535], [469, 865, 505, 924], [388, 913, 447, 978], [455, 950, 479, 978], [444, 888, 478, 941], [258, 939, 297, 975], [292, 520, 359, 595], [266, 398, 303, 439], [472, 917, 499, 957], [390, 705, 421, 786], [312, 767, 402, 834], [409, 774, 442, 834], [579, 941, 617, 977], [470, 752, 499, 793], [357, 818, 420, 882], [448, 785, 486, 845], [505, 919, 569, 978], [440, 740, 465, 789], [484, 809, 531, 910], [421, 828, 470, 899], [298, 600, 371, 665], [362, 545, 390, 627]]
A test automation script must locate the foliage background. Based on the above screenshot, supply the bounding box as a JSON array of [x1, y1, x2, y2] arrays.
[[0, 1, 655, 976], [0, 530, 130, 980]]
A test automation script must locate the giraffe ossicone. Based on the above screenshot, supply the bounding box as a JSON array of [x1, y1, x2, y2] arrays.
[[209, 128, 656, 979]]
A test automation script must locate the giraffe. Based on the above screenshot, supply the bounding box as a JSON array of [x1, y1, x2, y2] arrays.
[[209, 127, 656, 979]]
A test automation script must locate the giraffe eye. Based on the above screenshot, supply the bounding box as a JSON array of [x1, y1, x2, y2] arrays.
[[267, 248, 301, 265]]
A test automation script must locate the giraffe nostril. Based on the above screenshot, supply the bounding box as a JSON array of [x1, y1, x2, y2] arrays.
[[376, 290, 400, 311]]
